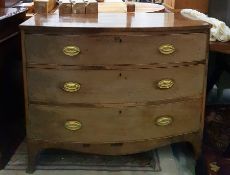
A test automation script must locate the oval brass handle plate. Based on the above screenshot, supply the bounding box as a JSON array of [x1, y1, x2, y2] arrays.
[[155, 116, 173, 126], [65, 120, 82, 131], [157, 79, 174, 89], [159, 44, 175, 55], [63, 82, 81, 92], [63, 46, 80, 56]]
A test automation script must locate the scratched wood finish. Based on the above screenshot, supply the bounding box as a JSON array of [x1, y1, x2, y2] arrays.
[[19, 13, 210, 33], [28, 65, 204, 104], [27, 131, 202, 157], [28, 98, 201, 143], [25, 33, 207, 65], [20, 13, 210, 173]]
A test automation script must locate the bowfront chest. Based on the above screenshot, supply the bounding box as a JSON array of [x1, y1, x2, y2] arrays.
[[20, 13, 210, 173]]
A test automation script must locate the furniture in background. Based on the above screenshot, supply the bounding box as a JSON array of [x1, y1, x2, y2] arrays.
[[203, 44, 230, 174], [207, 42, 230, 96], [202, 105, 230, 175], [0, 7, 26, 169], [163, 0, 209, 13], [206, 0, 230, 102], [210, 42, 230, 55], [20, 12, 209, 173], [202, 3, 230, 173], [208, 42, 230, 102]]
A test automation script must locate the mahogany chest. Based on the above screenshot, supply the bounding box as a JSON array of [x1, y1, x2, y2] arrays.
[[20, 13, 210, 173]]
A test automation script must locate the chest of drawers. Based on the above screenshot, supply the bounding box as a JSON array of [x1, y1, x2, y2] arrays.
[[20, 13, 210, 173]]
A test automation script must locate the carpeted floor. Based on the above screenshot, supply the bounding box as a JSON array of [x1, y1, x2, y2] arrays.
[[0, 142, 195, 175]]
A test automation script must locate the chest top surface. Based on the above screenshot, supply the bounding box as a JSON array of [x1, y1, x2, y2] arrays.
[[20, 12, 210, 33]]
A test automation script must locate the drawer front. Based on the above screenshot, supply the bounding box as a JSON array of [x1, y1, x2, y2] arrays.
[[28, 65, 205, 104], [28, 99, 202, 143], [25, 33, 207, 65]]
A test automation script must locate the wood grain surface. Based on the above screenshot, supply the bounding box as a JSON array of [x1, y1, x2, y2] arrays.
[[27, 131, 202, 156], [25, 33, 207, 65], [28, 98, 202, 143], [28, 65, 205, 104], [20, 13, 210, 33], [20, 12, 209, 173]]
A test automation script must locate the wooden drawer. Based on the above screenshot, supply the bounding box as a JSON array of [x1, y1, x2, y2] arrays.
[[28, 99, 202, 143], [28, 65, 205, 104], [25, 33, 207, 65]]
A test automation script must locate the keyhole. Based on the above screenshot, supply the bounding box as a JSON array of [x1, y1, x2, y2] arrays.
[[82, 144, 90, 147], [114, 37, 122, 43]]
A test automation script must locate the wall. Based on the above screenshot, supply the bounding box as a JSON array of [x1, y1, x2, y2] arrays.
[[209, 0, 230, 26]]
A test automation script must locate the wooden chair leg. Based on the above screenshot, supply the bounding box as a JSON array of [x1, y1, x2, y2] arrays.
[[26, 141, 42, 174], [184, 132, 202, 160], [191, 139, 202, 160]]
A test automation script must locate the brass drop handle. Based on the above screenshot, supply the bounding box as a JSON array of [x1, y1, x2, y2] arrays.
[[157, 79, 174, 89], [65, 120, 82, 131], [63, 46, 80, 56], [63, 82, 81, 92], [159, 44, 175, 55], [155, 115, 173, 126]]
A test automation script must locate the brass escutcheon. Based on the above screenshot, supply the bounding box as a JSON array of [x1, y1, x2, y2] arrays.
[[65, 120, 82, 131], [63, 82, 81, 92], [209, 162, 220, 173], [63, 46, 80, 56], [159, 44, 175, 55], [157, 79, 174, 89], [155, 116, 173, 126]]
